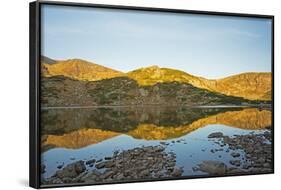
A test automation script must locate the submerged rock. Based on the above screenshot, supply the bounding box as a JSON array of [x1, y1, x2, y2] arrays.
[[208, 132, 224, 138], [57, 163, 64, 169], [198, 160, 227, 175], [85, 159, 96, 165], [54, 160, 86, 179], [229, 160, 241, 167], [230, 152, 241, 158], [95, 162, 106, 169], [217, 130, 272, 174]]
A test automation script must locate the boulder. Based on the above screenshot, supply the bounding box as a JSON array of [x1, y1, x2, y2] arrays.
[[95, 162, 106, 169], [208, 132, 224, 138], [171, 168, 183, 177], [86, 159, 96, 165], [55, 160, 86, 179], [198, 160, 227, 175], [230, 152, 241, 158], [229, 160, 241, 167]]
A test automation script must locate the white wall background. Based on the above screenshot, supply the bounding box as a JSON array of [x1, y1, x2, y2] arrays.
[[0, 0, 279, 189]]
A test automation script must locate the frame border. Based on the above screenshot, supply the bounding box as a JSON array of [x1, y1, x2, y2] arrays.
[[29, 1, 274, 189], [30, 1, 41, 188]]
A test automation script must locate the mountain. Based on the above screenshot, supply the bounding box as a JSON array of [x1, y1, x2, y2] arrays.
[[40, 57, 272, 102], [41, 56, 57, 76], [41, 58, 124, 81], [215, 72, 272, 101], [127, 65, 209, 87], [41, 76, 254, 107], [41, 55, 57, 64], [127, 66, 271, 101]]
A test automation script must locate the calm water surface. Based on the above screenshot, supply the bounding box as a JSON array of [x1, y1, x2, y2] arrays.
[[41, 107, 271, 179]]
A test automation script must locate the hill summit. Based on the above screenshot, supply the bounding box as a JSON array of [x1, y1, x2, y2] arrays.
[[127, 66, 271, 101], [42, 58, 124, 81]]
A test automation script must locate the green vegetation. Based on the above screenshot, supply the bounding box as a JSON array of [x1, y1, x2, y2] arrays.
[[41, 75, 266, 107]]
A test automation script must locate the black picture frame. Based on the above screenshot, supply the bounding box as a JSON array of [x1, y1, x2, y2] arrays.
[[30, 1, 274, 188]]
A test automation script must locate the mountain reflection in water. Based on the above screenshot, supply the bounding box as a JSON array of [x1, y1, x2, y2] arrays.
[[41, 107, 271, 150]]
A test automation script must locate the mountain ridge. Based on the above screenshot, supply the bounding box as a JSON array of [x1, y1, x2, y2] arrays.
[[42, 58, 124, 81], [41, 55, 57, 65], [41, 56, 272, 101], [127, 66, 271, 101]]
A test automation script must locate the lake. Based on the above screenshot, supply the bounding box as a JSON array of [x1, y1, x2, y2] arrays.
[[40, 106, 272, 184]]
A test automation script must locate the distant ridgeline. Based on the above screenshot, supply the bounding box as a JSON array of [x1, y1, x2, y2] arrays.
[[41, 56, 272, 107]]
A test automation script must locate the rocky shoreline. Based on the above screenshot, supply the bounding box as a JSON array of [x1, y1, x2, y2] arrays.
[[42, 145, 183, 185], [42, 128, 272, 185], [195, 129, 273, 175]]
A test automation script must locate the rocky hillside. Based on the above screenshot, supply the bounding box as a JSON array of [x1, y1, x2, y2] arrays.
[[41, 76, 254, 107], [40, 56, 272, 102], [215, 72, 272, 101], [41, 58, 124, 81], [127, 66, 206, 86], [127, 66, 272, 101]]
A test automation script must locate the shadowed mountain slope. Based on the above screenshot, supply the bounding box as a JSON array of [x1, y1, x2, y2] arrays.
[[41, 76, 254, 107]]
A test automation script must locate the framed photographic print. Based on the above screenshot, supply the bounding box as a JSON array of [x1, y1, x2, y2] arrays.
[[29, 1, 274, 188]]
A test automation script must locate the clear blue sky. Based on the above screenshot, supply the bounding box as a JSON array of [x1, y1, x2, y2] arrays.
[[41, 5, 272, 79]]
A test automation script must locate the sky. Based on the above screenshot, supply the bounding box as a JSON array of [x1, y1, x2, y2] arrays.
[[41, 4, 272, 79]]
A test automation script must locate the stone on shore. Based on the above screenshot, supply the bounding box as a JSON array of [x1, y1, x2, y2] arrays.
[[85, 159, 96, 165], [54, 160, 86, 179], [230, 152, 240, 158], [197, 160, 227, 175], [208, 132, 224, 138], [45, 145, 184, 185]]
